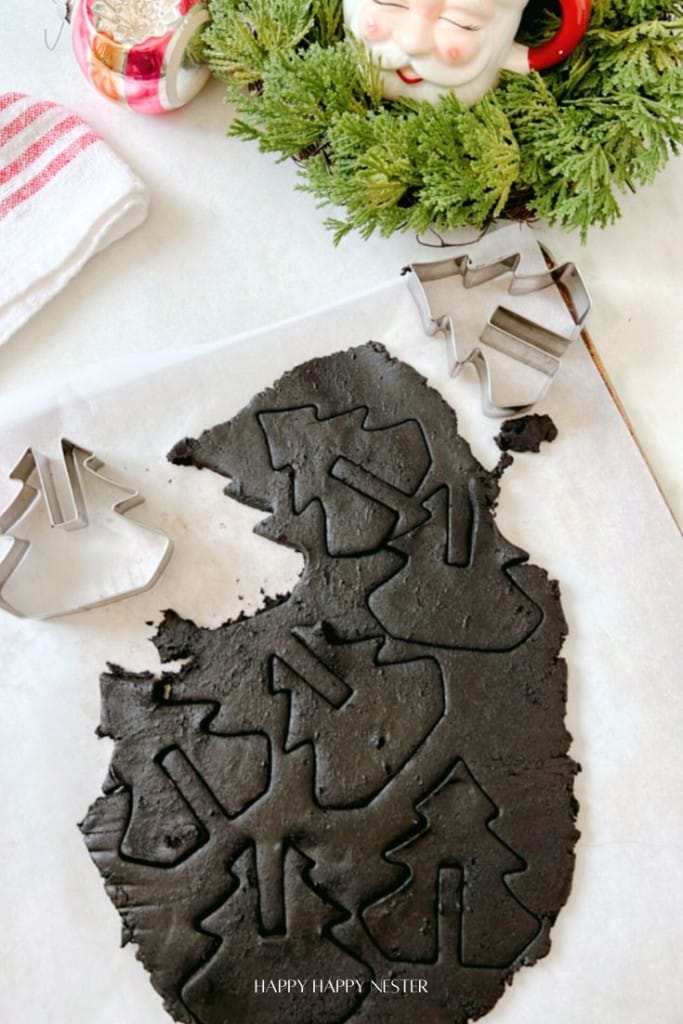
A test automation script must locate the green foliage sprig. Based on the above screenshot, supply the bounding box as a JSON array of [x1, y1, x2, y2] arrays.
[[198, 0, 683, 240]]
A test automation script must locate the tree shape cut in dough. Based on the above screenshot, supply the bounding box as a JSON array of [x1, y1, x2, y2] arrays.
[[342, 869, 509, 1024], [182, 844, 371, 1024], [101, 666, 270, 865], [272, 623, 444, 807], [368, 480, 542, 650], [259, 406, 430, 555], [363, 759, 540, 967]]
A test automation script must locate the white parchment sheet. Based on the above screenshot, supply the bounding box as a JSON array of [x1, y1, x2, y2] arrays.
[[0, 236, 681, 1023]]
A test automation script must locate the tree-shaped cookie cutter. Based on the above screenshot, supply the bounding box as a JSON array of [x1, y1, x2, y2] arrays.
[[0, 439, 172, 619], [404, 246, 591, 416]]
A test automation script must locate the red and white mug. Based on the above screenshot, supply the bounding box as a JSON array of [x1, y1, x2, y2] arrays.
[[71, 0, 210, 114], [344, 0, 591, 107]]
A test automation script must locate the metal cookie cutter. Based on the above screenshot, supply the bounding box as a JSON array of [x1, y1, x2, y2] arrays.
[[0, 439, 172, 620], [404, 238, 591, 416]]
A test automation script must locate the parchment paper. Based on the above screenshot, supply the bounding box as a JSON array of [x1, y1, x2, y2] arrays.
[[0, 232, 681, 1023]]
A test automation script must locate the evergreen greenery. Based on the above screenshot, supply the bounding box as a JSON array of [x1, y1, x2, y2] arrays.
[[197, 0, 683, 239]]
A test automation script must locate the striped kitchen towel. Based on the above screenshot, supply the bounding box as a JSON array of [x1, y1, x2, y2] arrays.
[[0, 92, 149, 346]]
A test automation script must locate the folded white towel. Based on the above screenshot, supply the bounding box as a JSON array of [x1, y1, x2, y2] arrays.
[[0, 91, 149, 346]]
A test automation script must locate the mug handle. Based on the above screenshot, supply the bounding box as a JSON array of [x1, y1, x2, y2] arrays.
[[527, 0, 592, 70]]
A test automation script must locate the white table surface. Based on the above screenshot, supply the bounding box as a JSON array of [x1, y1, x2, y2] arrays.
[[1, 3, 682, 525]]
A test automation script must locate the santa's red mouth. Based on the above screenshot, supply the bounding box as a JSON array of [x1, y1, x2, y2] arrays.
[[397, 67, 424, 85]]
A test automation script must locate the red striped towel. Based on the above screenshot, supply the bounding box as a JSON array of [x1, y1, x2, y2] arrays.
[[0, 92, 148, 345]]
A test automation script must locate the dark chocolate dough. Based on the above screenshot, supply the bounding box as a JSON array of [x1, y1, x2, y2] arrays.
[[495, 413, 559, 453], [81, 343, 578, 1024]]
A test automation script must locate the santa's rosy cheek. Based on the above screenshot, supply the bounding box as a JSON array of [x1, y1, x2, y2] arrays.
[[436, 32, 482, 63]]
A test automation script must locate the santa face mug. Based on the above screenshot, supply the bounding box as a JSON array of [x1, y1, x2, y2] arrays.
[[343, 0, 591, 107]]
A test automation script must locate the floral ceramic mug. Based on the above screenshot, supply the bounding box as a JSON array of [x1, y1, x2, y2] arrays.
[[71, 0, 210, 114], [344, 0, 591, 106]]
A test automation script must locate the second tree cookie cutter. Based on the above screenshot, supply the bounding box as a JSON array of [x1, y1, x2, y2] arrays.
[[404, 240, 591, 416], [0, 438, 173, 620]]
